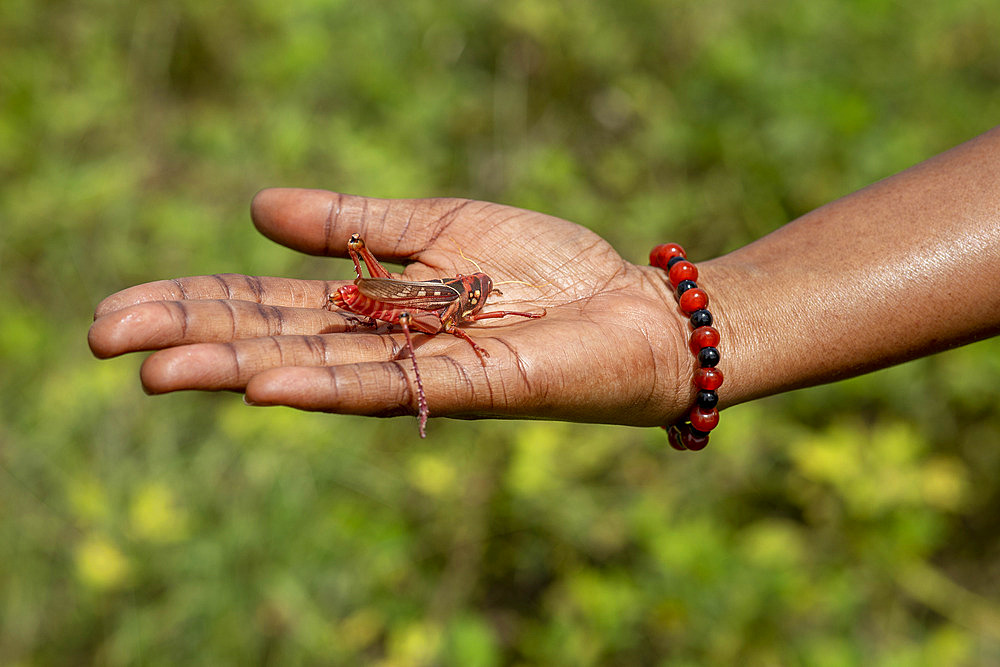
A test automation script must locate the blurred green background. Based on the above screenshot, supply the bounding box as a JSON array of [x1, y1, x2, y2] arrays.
[[3, 0, 1000, 664]]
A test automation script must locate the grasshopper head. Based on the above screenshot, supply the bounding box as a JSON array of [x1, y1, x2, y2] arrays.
[[459, 273, 493, 319]]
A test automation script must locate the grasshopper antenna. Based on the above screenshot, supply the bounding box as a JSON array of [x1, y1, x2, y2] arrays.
[[447, 236, 487, 274], [447, 236, 552, 294], [494, 278, 551, 288]]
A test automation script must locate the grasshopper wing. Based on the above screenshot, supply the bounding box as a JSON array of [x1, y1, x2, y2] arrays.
[[356, 277, 461, 310]]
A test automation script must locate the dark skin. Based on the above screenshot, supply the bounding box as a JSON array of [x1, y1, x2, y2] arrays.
[[89, 192, 695, 426], [89, 126, 1000, 429]]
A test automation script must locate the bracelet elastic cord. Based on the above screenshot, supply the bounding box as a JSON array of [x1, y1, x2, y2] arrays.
[[650, 243, 723, 451]]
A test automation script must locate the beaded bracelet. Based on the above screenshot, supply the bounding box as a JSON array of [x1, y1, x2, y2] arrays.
[[650, 243, 723, 451]]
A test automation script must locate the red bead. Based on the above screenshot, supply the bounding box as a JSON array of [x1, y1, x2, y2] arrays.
[[689, 326, 720, 355], [649, 243, 686, 270], [668, 260, 698, 287], [666, 425, 687, 451], [681, 426, 710, 451], [693, 367, 724, 391], [689, 406, 720, 432], [678, 288, 708, 314]]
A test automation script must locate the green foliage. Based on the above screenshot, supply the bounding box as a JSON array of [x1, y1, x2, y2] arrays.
[[3, 0, 1000, 663]]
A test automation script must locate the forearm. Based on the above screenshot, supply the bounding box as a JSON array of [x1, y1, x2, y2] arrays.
[[703, 125, 1000, 408]]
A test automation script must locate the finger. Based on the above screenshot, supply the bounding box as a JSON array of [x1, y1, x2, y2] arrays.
[[88, 299, 359, 358], [139, 333, 400, 393], [250, 187, 487, 260], [94, 274, 337, 319], [244, 355, 514, 420]]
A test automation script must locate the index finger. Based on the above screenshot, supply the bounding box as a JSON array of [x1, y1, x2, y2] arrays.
[[250, 188, 483, 260], [94, 274, 337, 319]]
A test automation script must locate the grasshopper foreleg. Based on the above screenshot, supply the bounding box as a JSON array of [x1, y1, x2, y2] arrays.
[[466, 308, 546, 322]]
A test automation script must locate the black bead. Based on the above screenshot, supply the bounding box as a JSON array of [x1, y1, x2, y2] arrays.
[[689, 309, 713, 328], [676, 280, 697, 296], [688, 425, 710, 438], [698, 346, 720, 367], [696, 390, 718, 409], [666, 255, 686, 270]]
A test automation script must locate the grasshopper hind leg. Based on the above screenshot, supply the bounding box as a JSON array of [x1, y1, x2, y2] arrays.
[[397, 312, 429, 438]]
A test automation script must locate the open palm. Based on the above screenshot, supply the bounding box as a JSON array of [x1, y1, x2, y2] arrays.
[[89, 188, 693, 429]]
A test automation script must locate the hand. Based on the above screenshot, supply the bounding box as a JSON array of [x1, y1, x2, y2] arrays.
[[88, 188, 695, 427]]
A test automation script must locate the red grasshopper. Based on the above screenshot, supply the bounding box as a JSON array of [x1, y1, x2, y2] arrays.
[[328, 233, 545, 437]]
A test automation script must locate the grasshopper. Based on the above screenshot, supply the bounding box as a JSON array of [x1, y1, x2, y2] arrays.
[[328, 233, 544, 437]]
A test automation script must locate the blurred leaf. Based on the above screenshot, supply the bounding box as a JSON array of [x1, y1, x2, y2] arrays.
[[129, 482, 190, 543], [74, 534, 131, 591]]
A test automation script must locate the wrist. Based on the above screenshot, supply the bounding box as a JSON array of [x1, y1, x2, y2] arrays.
[[697, 252, 832, 410], [637, 264, 703, 421], [693, 260, 754, 411]]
